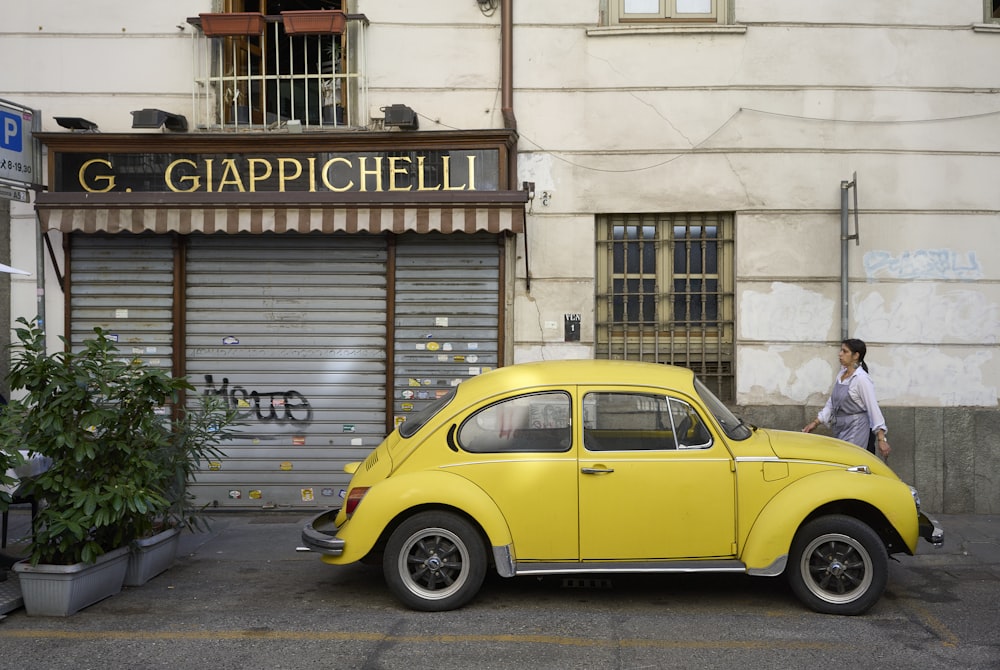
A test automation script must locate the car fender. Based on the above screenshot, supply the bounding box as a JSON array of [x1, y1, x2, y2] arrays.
[[322, 469, 513, 565], [740, 469, 919, 574]]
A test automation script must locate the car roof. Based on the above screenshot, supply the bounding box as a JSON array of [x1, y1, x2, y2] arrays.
[[457, 359, 697, 396]]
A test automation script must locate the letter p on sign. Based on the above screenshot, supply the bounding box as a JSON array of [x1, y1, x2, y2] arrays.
[[1, 111, 22, 152]]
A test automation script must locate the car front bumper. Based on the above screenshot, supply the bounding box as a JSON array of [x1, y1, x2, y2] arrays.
[[918, 511, 944, 547], [301, 508, 345, 556]]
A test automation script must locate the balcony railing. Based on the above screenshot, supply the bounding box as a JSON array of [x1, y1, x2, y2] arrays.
[[187, 13, 368, 131]]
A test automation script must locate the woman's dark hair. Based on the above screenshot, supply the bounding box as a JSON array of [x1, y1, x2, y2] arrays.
[[843, 338, 868, 373]]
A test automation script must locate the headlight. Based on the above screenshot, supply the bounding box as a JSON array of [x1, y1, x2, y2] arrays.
[[910, 486, 922, 510]]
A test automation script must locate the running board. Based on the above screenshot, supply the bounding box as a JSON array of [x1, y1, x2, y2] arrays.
[[512, 559, 747, 576]]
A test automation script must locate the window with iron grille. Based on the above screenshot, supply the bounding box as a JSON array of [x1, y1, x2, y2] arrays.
[[190, 1, 367, 131], [596, 213, 735, 401]]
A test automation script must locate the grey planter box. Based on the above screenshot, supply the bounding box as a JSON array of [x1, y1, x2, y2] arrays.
[[124, 526, 181, 586], [13, 545, 129, 616]]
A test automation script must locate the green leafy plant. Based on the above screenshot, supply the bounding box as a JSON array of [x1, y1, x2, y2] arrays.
[[0, 317, 238, 565], [154, 393, 239, 534], [0, 427, 25, 513]]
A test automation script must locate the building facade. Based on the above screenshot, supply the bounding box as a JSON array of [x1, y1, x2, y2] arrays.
[[3, 1, 998, 512]]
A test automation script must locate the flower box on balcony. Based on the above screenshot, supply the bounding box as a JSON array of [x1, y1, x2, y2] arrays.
[[198, 12, 267, 37], [281, 10, 346, 35]]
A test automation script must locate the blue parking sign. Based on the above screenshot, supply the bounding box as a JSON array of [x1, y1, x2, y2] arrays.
[[0, 101, 34, 187], [1, 110, 22, 152]]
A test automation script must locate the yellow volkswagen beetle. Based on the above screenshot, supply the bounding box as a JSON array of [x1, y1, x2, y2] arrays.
[[302, 360, 942, 614]]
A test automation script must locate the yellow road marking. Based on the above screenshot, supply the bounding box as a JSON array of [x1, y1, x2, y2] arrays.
[[901, 600, 960, 647], [0, 629, 836, 650]]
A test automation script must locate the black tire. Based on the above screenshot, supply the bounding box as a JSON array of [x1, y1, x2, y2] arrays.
[[787, 514, 888, 615], [383, 511, 487, 611]]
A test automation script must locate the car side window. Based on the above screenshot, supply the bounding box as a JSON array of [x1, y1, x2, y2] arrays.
[[670, 397, 713, 449], [583, 393, 712, 451], [457, 392, 572, 453]]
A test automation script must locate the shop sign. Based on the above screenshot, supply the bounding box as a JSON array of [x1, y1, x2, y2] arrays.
[[53, 148, 501, 194]]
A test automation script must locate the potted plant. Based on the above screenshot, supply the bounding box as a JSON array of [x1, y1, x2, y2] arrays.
[[198, 11, 267, 37], [124, 393, 239, 587], [281, 9, 346, 35], [0, 318, 236, 613]]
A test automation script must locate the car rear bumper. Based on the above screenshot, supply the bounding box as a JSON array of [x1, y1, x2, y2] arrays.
[[918, 511, 944, 547], [301, 508, 345, 556]]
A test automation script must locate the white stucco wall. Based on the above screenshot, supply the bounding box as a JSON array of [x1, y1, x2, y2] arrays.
[[3, 0, 998, 411], [505, 2, 1000, 409]]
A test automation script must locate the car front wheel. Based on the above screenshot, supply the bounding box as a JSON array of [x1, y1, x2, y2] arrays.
[[787, 514, 888, 615], [383, 511, 487, 611]]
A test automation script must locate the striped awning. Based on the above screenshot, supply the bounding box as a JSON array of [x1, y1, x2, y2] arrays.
[[35, 192, 527, 235]]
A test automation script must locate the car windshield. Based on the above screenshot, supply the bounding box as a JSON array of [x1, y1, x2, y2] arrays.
[[398, 390, 457, 438], [694, 377, 752, 441]]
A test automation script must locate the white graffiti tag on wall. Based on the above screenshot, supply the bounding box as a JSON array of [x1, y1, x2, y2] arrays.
[[739, 282, 835, 341], [853, 285, 999, 345]]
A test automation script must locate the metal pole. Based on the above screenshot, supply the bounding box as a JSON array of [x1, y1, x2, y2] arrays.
[[31, 109, 45, 350], [839, 177, 851, 341]]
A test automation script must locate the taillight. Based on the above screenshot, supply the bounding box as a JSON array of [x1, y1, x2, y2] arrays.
[[345, 487, 370, 518]]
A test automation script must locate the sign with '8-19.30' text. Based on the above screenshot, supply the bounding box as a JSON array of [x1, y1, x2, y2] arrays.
[[0, 101, 35, 188]]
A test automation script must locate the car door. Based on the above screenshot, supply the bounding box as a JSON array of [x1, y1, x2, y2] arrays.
[[577, 388, 737, 560], [448, 389, 580, 562]]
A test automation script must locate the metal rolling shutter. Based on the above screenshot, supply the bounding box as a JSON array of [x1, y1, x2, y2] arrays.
[[184, 232, 387, 509], [393, 233, 500, 426], [69, 233, 175, 370]]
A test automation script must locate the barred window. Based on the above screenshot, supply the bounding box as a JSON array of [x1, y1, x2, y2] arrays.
[[596, 213, 735, 401]]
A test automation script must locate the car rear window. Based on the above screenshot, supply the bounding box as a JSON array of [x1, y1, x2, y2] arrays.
[[458, 392, 572, 453]]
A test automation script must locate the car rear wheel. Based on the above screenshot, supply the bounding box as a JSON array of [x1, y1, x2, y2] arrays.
[[383, 511, 487, 611], [787, 515, 888, 615]]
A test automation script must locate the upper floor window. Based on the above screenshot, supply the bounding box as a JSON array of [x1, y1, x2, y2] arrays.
[[596, 212, 736, 401], [611, 0, 727, 24], [190, 0, 367, 130], [989, 0, 1000, 22]]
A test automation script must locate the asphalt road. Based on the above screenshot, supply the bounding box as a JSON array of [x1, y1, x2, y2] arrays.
[[1, 511, 998, 670]]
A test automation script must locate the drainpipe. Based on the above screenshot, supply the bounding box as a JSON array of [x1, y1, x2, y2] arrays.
[[501, 0, 516, 187], [500, 0, 530, 293], [30, 110, 46, 350], [840, 172, 858, 340]]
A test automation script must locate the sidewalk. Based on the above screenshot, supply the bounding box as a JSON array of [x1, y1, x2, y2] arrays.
[[1, 506, 997, 617]]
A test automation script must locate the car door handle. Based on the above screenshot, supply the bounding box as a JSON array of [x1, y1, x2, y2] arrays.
[[581, 467, 614, 474]]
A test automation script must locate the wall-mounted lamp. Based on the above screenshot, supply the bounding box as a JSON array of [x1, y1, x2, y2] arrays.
[[381, 104, 419, 130], [131, 108, 188, 132], [522, 181, 535, 201], [54, 116, 99, 132]]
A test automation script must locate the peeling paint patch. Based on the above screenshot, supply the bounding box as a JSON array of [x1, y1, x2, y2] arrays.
[[740, 282, 834, 341], [864, 249, 982, 281], [737, 348, 833, 403], [738, 346, 997, 408], [882, 348, 997, 406], [854, 285, 999, 344]]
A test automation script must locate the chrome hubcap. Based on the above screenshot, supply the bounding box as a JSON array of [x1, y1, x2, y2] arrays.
[[800, 532, 873, 604]]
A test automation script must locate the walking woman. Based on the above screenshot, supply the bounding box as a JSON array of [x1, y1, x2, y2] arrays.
[[803, 338, 891, 459]]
